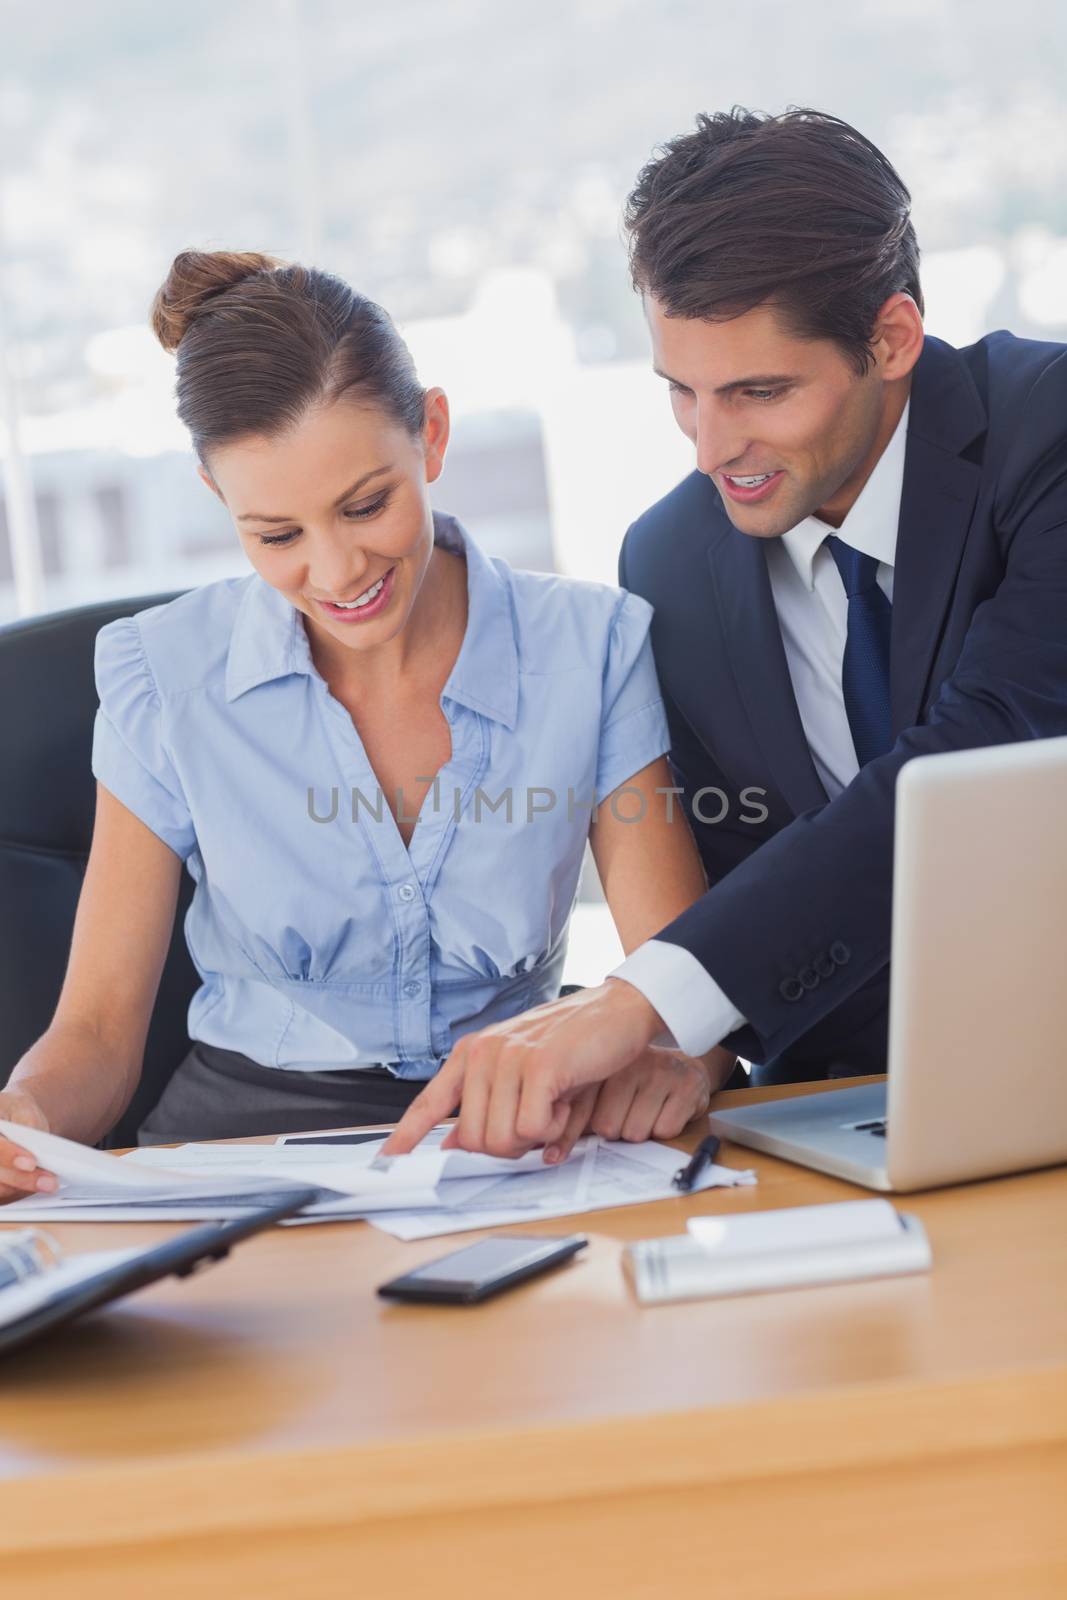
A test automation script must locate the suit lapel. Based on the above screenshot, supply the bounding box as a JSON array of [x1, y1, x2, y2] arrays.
[[706, 519, 829, 817], [891, 338, 986, 732]]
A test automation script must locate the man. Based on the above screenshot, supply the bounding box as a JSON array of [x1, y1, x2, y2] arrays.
[[386, 107, 1067, 1160]]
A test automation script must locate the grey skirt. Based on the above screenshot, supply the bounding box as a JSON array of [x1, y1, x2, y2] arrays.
[[137, 1041, 430, 1145]]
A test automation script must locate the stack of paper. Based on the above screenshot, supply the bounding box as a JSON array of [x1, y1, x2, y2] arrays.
[[292, 1127, 757, 1239], [0, 1120, 756, 1235]]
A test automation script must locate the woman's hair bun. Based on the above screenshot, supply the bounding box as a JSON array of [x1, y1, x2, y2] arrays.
[[150, 248, 284, 353]]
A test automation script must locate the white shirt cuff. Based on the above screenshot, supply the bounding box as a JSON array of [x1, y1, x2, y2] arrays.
[[610, 939, 746, 1058]]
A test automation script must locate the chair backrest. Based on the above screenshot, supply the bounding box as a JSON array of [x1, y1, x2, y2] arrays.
[[0, 593, 198, 1145]]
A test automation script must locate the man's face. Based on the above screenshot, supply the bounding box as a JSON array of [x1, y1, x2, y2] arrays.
[[646, 296, 887, 537]]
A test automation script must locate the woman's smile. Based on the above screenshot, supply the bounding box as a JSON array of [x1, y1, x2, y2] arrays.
[[313, 564, 397, 624]]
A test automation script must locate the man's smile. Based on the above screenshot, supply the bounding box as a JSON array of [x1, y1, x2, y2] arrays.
[[719, 469, 786, 504]]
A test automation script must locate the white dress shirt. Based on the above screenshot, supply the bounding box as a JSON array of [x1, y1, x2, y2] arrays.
[[612, 401, 910, 1057]]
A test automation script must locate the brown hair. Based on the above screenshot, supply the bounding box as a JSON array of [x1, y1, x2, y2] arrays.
[[150, 249, 426, 460], [625, 107, 923, 375]]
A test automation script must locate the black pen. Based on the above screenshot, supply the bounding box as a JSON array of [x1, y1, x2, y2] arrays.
[[671, 1134, 721, 1193]]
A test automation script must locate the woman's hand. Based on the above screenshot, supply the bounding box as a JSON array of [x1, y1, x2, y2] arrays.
[[0, 1089, 57, 1203], [541, 1044, 737, 1164]]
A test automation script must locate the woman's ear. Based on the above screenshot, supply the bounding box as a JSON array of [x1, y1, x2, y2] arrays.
[[197, 463, 225, 503], [421, 388, 450, 486]]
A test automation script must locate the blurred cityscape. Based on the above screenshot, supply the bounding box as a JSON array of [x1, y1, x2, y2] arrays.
[[2, 0, 1065, 976], [2, 0, 1066, 616]]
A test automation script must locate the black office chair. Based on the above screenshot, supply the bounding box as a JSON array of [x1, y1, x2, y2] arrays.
[[0, 593, 198, 1146]]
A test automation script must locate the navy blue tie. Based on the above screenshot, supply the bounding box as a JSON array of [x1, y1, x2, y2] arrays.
[[825, 535, 893, 768]]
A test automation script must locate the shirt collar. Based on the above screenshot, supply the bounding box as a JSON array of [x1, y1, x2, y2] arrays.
[[434, 512, 519, 729], [779, 397, 910, 590], [224, 574, 309, 702], [225, 511, 519, 729]]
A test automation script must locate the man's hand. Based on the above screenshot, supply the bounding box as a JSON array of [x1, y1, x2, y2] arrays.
[[381, 979, 665, 1159], [524, 1045, 724, 1165], [564, 1043, 736, 1160]]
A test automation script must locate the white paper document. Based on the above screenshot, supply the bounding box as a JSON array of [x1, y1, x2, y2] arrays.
[[0, 1119, 449, 1221], [122, 1132, 754, 1234], [0, 1119, 755, 1232], [355, 1135, 756, 1240]]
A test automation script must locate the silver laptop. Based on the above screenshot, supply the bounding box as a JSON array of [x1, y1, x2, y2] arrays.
[[708, 736, 1067, 1192]]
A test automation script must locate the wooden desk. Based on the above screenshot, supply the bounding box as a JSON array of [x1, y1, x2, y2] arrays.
[[1, 1076, 1064, 1599]]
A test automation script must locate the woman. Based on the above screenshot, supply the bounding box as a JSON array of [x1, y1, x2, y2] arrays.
[[0, 250, 734, 1199]]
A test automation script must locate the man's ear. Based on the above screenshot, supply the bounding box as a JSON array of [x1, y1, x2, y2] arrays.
[[421, 388, 451, 487], [197, 463, 225, 503], [871, 292, 924, 382]]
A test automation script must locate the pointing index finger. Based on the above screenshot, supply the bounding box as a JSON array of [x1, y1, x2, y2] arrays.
[[382, 1058, 464, 1155]]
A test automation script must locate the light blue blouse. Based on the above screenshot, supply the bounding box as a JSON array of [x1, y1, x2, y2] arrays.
[[91, 513, 670, 1080]]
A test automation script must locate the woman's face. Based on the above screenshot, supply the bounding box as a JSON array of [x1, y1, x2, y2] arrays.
[[201, 390, 450, 659]]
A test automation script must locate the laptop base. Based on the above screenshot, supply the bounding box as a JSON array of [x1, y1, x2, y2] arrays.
[[709, 1083, 892, 1191]]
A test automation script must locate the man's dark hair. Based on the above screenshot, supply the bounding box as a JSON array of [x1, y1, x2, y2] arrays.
[[625, 107, 923, 375]]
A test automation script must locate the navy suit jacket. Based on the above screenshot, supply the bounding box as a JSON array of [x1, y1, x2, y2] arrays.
[[619, 332, 1067, 1075]]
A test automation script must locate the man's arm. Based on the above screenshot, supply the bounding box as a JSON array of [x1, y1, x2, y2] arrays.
[[645, 510, 1067, 1063]]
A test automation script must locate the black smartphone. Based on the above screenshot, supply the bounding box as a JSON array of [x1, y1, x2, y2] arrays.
[[377, 1233, 587, 1305]]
